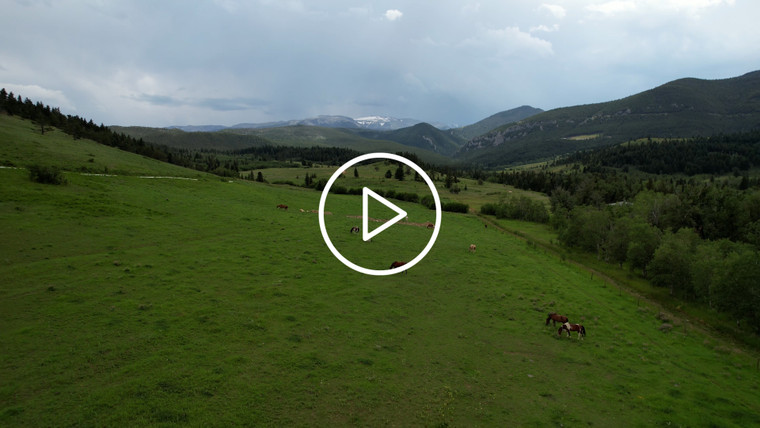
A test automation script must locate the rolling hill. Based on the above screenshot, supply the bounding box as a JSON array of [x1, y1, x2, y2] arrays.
[[457, 70, 760, 167], [2, 113, 760, 426]]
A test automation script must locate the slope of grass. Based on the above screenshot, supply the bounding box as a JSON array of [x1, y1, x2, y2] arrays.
[[1, 115, 201, 177], [1, 118, 760, 426]]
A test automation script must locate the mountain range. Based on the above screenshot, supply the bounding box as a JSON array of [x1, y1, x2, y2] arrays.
[[118, 70, 760, 168], [168, 115, 451, 132]]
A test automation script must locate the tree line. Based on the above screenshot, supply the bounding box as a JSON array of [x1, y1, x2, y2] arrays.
[[556, 133, 760, 175]]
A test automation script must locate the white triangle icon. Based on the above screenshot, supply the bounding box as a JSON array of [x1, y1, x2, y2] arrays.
[[362, 187, 407, 242]]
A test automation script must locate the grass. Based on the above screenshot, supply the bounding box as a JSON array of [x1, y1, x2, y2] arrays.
[[565, 133, 602, 141], [1, 116, 760, 426], [251, 163, 549, 212]]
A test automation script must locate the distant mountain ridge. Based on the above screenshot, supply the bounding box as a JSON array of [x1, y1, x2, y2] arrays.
[[168, 115, 452, 132], [457, 70, 760, 167], [451, 105, 544, 140], [346, 122, 465, 156]]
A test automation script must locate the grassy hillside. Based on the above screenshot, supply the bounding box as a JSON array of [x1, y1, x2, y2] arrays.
[[458, 70, 760, 167], [2, 117, 760, 426], [1, 115, 201, 177]]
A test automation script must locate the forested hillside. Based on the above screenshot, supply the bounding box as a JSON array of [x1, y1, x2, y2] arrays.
[[478, 131, 760, 333], [558, 133, 760, 175], [457, 71, 760, 167]]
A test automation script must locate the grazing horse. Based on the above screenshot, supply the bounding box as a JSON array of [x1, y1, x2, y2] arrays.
[[545, 312, 569, 326], [558, 322, 586, 339], [276, 204, 288, 210], [469, 244, 476, 253], [350, 226, 360, 234], [426, 223, 435, 229], [389, 260, 407, 274]]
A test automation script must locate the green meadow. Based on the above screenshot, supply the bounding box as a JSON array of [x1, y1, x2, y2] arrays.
[[1, 115, 760, 426], [253, 163, 548, 212]]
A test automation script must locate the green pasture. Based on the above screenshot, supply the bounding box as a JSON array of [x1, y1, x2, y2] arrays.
[[1, 120, 760, 426], [251, 163, 548, 212]]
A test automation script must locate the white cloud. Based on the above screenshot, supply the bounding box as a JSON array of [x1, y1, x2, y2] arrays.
[[530, 24, 560, 33], [539, 4, 566, 19], [586, 0, 733, 17], [458, 26, 554, 58], [656, 0, 734, 11], [586, 1, 637, 16], [384, 9, 403, 21]]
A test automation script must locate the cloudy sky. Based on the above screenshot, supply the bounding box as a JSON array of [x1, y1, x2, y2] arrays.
[[2, 0, 758, 127]]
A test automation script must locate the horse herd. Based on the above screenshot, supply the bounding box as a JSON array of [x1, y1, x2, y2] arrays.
[[546, 312, 587, 339]]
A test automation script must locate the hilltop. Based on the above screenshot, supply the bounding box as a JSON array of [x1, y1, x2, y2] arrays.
[[457, 70, 760, 167]]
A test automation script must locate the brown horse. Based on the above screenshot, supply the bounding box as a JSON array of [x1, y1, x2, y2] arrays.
[[276, 204, 288, 210], [389, 260, 407, 274], [558, 322, 586, 339], [545, 312, 569, 326]]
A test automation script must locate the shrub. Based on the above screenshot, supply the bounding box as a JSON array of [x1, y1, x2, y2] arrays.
[[420, 195, 436, 210], [314, 178, 328, 191], [442, 201, 469, 213], [480, 196, 549, 223], [395, 192, 419, 203], [29, 164, 66, 185], [332, 185, 347, 194]]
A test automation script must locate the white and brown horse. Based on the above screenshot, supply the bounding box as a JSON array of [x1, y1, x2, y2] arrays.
[[558, 322, 586, 339]]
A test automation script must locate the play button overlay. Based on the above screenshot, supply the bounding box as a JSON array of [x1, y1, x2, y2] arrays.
[[362, 187, 407, 242], [318, 153, 442, 276]]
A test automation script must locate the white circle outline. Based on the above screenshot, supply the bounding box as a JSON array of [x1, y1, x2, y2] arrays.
[[318, 153, 442, 276]]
